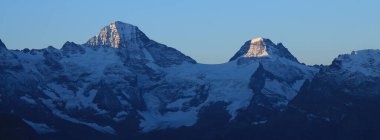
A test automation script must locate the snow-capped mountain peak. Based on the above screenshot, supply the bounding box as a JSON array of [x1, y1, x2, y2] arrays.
[[331, 49, 380, 77], [245, 37, 270, 57], [229, 37, 298, 62], [85, 21, 149, 48], [83, 21, 195, 67]]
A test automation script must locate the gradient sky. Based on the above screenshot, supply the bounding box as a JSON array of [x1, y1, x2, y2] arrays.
[[0, 0, 379, 65]]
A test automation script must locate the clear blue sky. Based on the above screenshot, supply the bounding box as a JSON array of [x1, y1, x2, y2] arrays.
[[0, 0, 379, 65]]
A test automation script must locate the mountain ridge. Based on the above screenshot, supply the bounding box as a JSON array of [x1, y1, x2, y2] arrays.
[[0, 21, 379, 140]]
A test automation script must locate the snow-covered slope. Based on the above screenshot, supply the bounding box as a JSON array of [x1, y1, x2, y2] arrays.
[[233, 38, 317, 105], [138, 61, 259, 132], [332, 49, 380, 77], [296, 49, 380, 98]]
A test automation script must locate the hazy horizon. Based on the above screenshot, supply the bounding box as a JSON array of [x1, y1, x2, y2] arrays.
[[1, 0, 379, 65]]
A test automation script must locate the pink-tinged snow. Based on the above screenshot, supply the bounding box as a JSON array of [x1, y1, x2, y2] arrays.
[[86, 21, 146, 48], [245, 38, 269, 58]]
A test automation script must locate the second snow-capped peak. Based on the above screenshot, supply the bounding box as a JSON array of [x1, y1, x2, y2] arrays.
[[229, 37, 298, 62]]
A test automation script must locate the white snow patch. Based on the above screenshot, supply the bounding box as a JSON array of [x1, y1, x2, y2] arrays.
[[263, 79, 297, 100], [113, 111, 128, 122], [23, 119, 56, 134], [139, 92, 199, 132], [252, 120, 267, 125], [166, 98, 192, 109], [40, 98, 115, 134], [45, 83, 105, 114], [139, 108, 198, 132], [20, 95, 37, 105]]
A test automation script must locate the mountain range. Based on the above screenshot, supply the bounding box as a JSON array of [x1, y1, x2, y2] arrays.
[[1, 21, 379, 140]]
